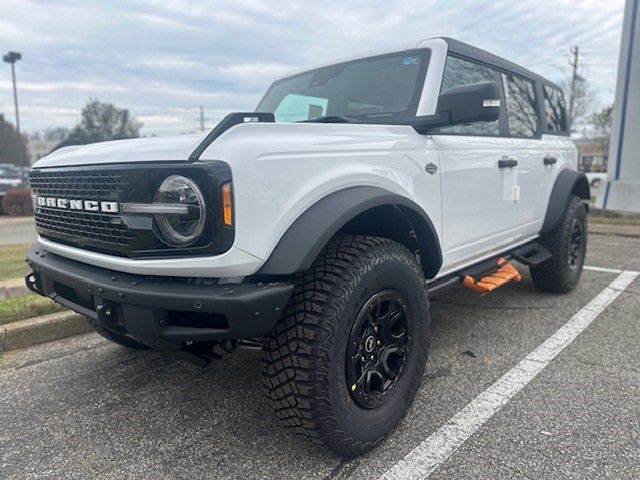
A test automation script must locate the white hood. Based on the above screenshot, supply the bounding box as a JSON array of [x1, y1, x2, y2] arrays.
[[33, 132, 208, 168]]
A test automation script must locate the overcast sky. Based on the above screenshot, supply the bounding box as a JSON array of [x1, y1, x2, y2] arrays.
[[0, 0, 626, 136]]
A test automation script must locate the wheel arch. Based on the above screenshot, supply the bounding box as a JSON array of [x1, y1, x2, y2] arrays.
[[256, 186, 442, 278], [540, 169, 590, 235]]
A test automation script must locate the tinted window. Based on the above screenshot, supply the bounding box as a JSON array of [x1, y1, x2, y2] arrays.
[[503, 73, 539, 138], [258, 51, 429, 122], [438, 56, 501, 136], [543, 85, 568, 133]]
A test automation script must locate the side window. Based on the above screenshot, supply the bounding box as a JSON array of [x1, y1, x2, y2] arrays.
[[438, 56, 502, 136], [543, 85, 568, 133], [502, 73, 540, 138]]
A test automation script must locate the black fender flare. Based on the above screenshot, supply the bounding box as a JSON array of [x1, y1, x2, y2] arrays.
[[257, 186, 443, 278], [540, 169, 590, 235]]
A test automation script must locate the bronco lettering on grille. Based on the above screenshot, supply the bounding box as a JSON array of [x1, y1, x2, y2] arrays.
[[35, 196, 119, 213]]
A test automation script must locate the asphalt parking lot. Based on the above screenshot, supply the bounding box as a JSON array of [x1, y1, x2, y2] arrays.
[[1, 233, 639, 480]]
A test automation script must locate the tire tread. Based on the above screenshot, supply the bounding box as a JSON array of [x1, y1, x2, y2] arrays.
[[262, 235, 426, 456]]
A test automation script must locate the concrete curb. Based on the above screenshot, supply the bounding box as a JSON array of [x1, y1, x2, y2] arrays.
[[590, 207, 640, 220], [588, 222, 640, 238], [0, 215, 33, 226], [0, 311, 92, 352], [0, 278, 29, 300]]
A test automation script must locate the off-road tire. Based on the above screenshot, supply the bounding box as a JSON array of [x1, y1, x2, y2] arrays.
[[531, 195, 587, 293], [87, 318, 150, 350], [262, 235, 430, 457]]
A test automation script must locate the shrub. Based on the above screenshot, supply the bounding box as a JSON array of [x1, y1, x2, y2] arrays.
[[2, 188, 33, 216]]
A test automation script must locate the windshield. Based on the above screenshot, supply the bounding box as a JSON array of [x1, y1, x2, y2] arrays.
[[257, 50, 430, 123]]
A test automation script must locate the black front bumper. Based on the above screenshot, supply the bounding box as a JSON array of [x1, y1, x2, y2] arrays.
[[25, 246, 293, 349]]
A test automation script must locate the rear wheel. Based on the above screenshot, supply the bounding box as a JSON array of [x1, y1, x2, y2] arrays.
[[531, 195, 587, 293], [262, 235, 430, 457]]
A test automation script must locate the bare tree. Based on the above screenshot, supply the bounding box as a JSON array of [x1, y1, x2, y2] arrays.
[[560, 47, 596, 133], [563, 75, 595, 134], [589, 105, 613, 155]]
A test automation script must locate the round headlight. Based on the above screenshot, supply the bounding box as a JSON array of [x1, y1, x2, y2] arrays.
[[153, 175, 206, 247]]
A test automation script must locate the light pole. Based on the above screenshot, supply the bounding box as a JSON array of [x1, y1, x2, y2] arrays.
[[3, 51, 23, 180]]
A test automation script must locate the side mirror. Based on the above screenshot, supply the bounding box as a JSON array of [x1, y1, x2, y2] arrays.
[[411, 81, 501, 133]]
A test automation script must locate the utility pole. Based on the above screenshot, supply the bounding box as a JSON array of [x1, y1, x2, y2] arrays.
[[199, 106, 205, 132], [3, 51, 23, 179], [569, 46, 579, 131]]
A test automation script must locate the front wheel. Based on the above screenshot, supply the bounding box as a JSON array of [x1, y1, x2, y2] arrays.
[[262, 235, 430, 457], [531, 195, 587, 293]]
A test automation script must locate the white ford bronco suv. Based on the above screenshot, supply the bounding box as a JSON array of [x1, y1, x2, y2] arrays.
[[26, 38, 589, 456]]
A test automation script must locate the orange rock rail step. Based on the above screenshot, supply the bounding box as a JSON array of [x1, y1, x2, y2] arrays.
[[462, 258, 522, 294]]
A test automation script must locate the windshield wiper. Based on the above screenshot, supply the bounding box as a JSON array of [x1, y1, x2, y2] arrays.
[[300, 115, 357, 124]]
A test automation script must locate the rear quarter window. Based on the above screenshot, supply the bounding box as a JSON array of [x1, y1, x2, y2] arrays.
[[543, 85, 568, 134], [502, 73, 540, 138]]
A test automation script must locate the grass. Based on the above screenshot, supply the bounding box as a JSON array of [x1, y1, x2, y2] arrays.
[[0, 243, 31, 282], [0, 294, 66, 325]]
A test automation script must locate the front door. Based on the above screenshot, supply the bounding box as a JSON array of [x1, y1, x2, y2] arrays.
[[435, 135, 521, 271]]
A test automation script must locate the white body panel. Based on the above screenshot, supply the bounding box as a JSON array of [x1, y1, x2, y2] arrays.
[[434, 135, 523, 269], [200, 123, 442, 266], [32, 38, 578, 279]]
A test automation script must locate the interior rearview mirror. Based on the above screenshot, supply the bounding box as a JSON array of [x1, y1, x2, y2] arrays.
[[410, 81, 501, 133]]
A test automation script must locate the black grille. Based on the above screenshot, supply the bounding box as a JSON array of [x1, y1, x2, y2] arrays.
[[31, 167, 138, 256], [29, 169, 127, 200], [35, 208, 135, 247]]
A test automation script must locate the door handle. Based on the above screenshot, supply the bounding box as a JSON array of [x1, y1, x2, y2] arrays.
[[498, 158, 518, 168], [543, 156, 557, 165]]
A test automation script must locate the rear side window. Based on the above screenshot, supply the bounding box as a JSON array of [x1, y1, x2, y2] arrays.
[[438, 55, 502, 136], [502, 73, 540, 138], [543, 85, 568, 133]]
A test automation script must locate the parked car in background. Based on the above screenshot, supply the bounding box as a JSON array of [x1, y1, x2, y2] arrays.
[[585, 172, 607, 190], [0, 164, 25, 215]]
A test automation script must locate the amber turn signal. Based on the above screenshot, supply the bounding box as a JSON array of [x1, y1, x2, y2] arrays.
[[222, 183, 233, 226]]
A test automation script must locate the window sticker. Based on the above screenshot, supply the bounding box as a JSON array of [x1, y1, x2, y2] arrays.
[[403, 56, 420, 66]]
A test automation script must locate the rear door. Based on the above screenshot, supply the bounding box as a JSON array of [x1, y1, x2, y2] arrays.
[[433, 55, 521, 271], [500, 72, 547, 236]]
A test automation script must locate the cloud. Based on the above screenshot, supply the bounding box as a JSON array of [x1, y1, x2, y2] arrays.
[[0, 0, 626, 135]]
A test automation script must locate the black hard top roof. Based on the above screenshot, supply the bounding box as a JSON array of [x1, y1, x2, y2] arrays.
[[439, 37, 563, 91]]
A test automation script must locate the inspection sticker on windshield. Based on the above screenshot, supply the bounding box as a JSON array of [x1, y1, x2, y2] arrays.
[[403, 56, 420, 65]]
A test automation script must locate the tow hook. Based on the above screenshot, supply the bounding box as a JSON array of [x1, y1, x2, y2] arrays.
[[96, 302, 125, 333]]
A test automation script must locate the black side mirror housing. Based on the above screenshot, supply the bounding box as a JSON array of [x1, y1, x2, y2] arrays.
[[411, 81, 501, 134]]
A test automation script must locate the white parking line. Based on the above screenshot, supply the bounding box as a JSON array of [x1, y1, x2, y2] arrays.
[[584, 265, 626, 274], [380, 269, 639, 480]]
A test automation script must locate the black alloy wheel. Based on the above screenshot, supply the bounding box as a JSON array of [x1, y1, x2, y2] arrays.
[[567, 218, 585, 272], [346, 290, 411, 409]]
